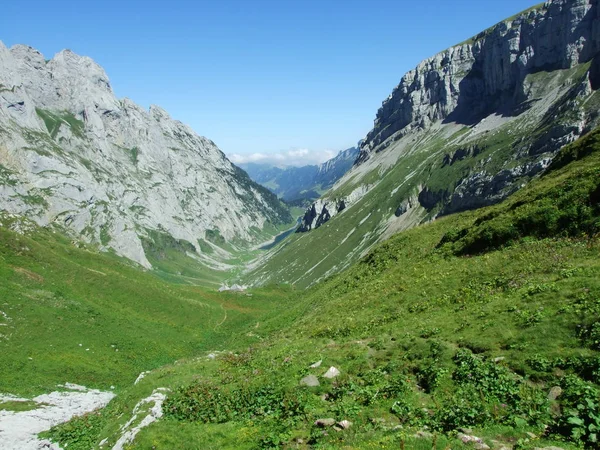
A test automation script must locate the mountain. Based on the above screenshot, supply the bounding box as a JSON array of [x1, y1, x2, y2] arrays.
[[247, 0, 600, 287], [239, 146, 359, 203], [0, 43, 291, 271], [2, 2, 600, 449]]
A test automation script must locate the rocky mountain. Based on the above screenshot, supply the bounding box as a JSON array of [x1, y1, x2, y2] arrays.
[[248, 0, 600, 287], [239, 146, 359, 203], [0, 42, 291, 269]]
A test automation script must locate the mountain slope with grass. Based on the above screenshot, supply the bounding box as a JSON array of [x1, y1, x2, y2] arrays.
[[246, 0, 600, 288], [40, 116, 600, 450], [0, 42, 291, 274]]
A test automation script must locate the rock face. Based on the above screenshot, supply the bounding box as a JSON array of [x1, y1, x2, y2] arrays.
[[248, 0, 600, 289], [297, 184, 369, 232], [0, 43, 290, 267], [299, 0, 600, 232], [358, 0, 600, 162]]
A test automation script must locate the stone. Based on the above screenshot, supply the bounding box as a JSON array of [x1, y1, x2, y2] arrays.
[[310, 360, 322, 368], [314, 418, 336, 427], [456, 432, 491, 449], [414, 431, 433, 439], [459, 427, 473, 435], [337, 420, 352, 429], [547, 386, 563, 401], [299, 375, 320, 387], [474, 444, 490, 450], [323, 366, 341, 379]]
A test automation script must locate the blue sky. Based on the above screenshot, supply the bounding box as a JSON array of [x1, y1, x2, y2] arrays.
[[2, 0, 538, 166]]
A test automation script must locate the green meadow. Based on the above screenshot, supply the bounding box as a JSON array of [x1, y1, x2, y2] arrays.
[[1, 127, 590, 449]]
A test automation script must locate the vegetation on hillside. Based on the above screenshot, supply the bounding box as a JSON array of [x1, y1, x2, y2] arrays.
[[34, 127, 600, 449]]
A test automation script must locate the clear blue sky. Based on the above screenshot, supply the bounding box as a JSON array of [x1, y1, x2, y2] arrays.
[[2, 0, 538, 165]]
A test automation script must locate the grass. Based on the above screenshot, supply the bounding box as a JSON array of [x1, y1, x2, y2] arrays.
[[0, 400, 43, 412], [0, 214, 295, 398], [37, 125, 600, 449], [36, 108, 85, 140]]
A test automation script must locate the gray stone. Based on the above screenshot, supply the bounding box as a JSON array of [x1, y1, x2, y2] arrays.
[[314, 418, 336, 427], [310, 360, 322, 368], [548, 386, 563, 401], [414, 431, 433, 439], [300, 375, 320, 387], [337, 420, 352, 429], [323, 366, 341, 379]]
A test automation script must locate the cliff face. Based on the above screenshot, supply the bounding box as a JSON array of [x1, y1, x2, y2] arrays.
[[258, 0, 600, 288], [299, 0, 600, 234], [359, 0, 600, 162], [0, 43, 290, 267]]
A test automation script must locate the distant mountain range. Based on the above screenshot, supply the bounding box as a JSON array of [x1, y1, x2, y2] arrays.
[[239, 147, 359, 203]]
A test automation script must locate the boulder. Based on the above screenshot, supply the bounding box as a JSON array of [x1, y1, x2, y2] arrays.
[[323, 366, 341, 379], [337, 420, 352, 429], [299, 375, 320, 387], [314, 418, 336, 427], [547, 386, 563, 401]]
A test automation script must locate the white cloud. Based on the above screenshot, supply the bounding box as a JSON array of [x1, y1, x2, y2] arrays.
[[229, 148, 337, 167]]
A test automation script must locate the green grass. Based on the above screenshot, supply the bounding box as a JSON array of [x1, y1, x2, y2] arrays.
[[0, 400, 43, 412], [0, 215, 295, 397], [36, 108, 85, 140], [39, 126, 600, 449]]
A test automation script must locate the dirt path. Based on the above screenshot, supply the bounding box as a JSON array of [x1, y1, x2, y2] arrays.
[[0, 384, 115, 450]]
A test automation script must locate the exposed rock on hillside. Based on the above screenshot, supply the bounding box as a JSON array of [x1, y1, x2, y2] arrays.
[[359, 0, 600, 162], [249, 0, 600, 288], [0, 43, 290, 267]]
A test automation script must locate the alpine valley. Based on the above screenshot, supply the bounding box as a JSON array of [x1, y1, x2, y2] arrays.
[[0, 1, 599, 450]]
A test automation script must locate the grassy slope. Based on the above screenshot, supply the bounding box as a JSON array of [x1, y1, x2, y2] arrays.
[[0, 216, 296, 397], [44, 128, 600, 449], [246, 57, 598, 290]]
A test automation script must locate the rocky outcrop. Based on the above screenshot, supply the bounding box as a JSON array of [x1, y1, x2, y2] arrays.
[[0, 43, 290, 267], [296, 184, 369, 232], [441, 157, 553, 215], [358, 0, 600, 164]]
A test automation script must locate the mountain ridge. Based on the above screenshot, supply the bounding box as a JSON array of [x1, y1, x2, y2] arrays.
[[247, 0, 600, 288], [0, 42, 291, 272], [239, 146, 358, 202]]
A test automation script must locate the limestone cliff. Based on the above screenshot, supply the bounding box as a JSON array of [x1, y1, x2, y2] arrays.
[[0, 43, 290, 268], [359, 0, 600, 162], [255, 0, 600, 288]]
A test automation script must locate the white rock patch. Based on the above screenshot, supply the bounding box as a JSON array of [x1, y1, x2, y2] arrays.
[[110, 388, 168, 450], [0, 385, 115, 450]]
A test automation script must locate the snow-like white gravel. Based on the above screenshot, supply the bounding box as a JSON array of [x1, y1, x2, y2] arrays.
[[110, 388, 167, 450], [0, 384, 115, 450]]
